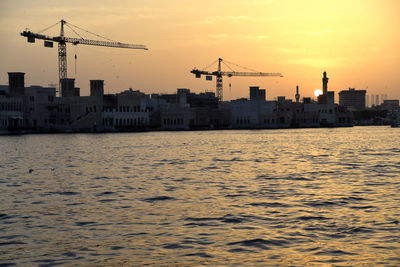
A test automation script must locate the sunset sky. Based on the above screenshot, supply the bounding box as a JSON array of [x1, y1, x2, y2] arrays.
[[0, 0, 399, 100]]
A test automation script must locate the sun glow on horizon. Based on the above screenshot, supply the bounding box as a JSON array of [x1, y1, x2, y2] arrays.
[[314, 89, 323, 97]]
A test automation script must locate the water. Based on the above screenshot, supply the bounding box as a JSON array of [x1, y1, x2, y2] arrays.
[[0, 126, 399, 266]]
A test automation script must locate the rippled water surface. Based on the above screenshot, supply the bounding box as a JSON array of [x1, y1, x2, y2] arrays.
[[1, 126, 399, 266]]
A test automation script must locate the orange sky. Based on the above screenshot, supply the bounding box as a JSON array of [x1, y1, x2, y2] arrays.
[[0, 0, 399, 100]]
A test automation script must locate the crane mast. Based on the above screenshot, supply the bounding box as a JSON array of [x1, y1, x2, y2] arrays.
[[58, 20, 67, 81], [191, 58, 283, 101], [21, 19, 148, 94], [216, 58, 223, 100]]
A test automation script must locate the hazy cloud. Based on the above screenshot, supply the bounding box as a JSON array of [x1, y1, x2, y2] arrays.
[[288, 57, 348, 68], [307, 29, 335, 36], [239, 35, 271, 40], [198, 15, 255, 24], [369, 47, 381, 52], [174, 33, 272, 47], [279, 48, 307, 54]]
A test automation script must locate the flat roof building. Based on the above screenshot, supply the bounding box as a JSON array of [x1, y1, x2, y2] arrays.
[[339, 88, 366, 110]]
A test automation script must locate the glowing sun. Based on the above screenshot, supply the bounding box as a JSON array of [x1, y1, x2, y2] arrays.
[[314, 89, 323, 97]]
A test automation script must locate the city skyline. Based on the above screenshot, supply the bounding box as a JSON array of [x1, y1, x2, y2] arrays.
[[0, 0, 399, 100]]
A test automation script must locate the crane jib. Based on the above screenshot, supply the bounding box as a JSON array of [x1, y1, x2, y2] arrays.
[[21, 19, 148, 96], [21, 31, 147, 50], [191, 58, 283, 101]]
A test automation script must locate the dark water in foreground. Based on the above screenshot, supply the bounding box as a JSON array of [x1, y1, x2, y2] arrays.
[[0, 126, 399, 266]]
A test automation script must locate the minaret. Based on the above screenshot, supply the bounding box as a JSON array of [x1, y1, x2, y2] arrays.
[[322, 71, 329, 95], [295, 85, 300, 103]]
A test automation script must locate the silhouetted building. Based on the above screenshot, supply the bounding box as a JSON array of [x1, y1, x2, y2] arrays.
[[177, 88, 189, 108], [0, 97, 24, 129], [0, 85, 8, 96], [295, 85, 300, 103], [339, 88, 366, 110], [155, 89, 218, 109], [74, 87, 80, 97], [8, 72, 25, 97], [326, 91, 335, 104], [90, 80, 104, 97], [61, 78, 78, 97], [0, 70, 355, 133], [259, 89, 266, 101], [249, 86, 258, 100], [382, 100, 399, 109], [249, 86, 266, 101], [318, 71, 335, 104], [322, 71, 328, 95]]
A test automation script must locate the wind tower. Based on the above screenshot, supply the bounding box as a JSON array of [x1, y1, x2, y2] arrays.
[[295, 85, 300, 103]]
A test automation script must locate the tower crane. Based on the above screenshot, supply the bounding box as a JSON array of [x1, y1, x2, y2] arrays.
[[21, 19, 148, 93], [191, 58, 282, 101]]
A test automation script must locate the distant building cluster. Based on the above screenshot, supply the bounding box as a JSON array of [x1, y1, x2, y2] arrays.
[[366, 94, 388, 108], [1, 71, 397, 134]]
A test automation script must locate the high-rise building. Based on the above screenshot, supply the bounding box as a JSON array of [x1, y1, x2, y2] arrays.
[[339, 88, 366, 110]]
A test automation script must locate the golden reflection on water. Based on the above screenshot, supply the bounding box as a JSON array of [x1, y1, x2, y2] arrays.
[[0, 126, 399, 265]]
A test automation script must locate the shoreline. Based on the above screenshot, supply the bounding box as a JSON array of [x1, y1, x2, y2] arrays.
[[2, 124, 394, 137]]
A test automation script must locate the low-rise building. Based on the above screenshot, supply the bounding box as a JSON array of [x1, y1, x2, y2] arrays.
[[0, 96, 24, 131], [0, 71, 355, 134]]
